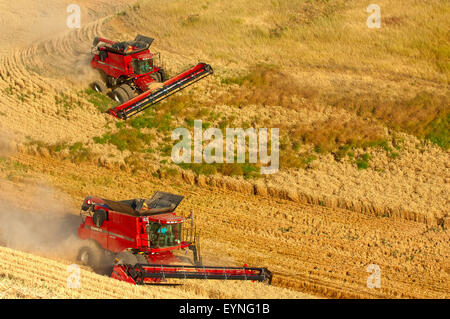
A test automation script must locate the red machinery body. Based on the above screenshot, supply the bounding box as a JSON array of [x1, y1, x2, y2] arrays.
[[90, 35, 213, 119], [90, 35, 163, 92], [78, 198, 188, 256], [77, 191, 272, 285]]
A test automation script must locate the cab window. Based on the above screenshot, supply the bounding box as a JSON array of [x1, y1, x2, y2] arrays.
[[149, 223, 182, 247], [132, 59, 152, 74]]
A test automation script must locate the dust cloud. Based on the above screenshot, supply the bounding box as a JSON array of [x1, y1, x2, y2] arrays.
[[0, 183, 83, 261]]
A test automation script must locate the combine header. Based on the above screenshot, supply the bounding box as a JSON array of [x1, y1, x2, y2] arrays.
[[77, 191, 272, 285], [108, 63, 212, 119], [112, 264, 272, 285], [90, 35, 213, 119]]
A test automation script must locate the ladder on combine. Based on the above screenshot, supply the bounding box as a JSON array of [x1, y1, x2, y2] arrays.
[[108, 63, 213, 119], [111, 264, 273, 285]]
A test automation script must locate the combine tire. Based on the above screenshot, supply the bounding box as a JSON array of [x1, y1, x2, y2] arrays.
[[112, 87, 129, 104], [91, 81, 107, 93], [77, 242, 113, 275], [121, 84, 136, 100]]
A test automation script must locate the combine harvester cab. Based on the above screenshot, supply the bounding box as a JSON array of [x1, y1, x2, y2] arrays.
[[90, 35, 213, 119], [77, 191, 272, 285]]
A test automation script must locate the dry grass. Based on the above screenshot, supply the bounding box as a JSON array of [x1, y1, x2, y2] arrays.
[[120, 0, 448, 76]]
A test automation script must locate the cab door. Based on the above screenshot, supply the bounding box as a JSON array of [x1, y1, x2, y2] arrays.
[[106, 212, 138, 253]]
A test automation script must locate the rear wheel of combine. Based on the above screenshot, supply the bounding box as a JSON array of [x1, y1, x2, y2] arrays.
[[112, 87, 129, 104], [91, 81, 107, 93]]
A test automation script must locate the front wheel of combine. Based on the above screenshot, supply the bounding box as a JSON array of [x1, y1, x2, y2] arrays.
[[112, 87, 129, 104], [77, 244, 112, 275], [120, 84, 135, 100], [91, 80, 107, 93]]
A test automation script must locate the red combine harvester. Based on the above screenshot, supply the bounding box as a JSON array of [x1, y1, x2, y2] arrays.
[[77, 191, 272, 285], [90, 35, 213, 119]]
